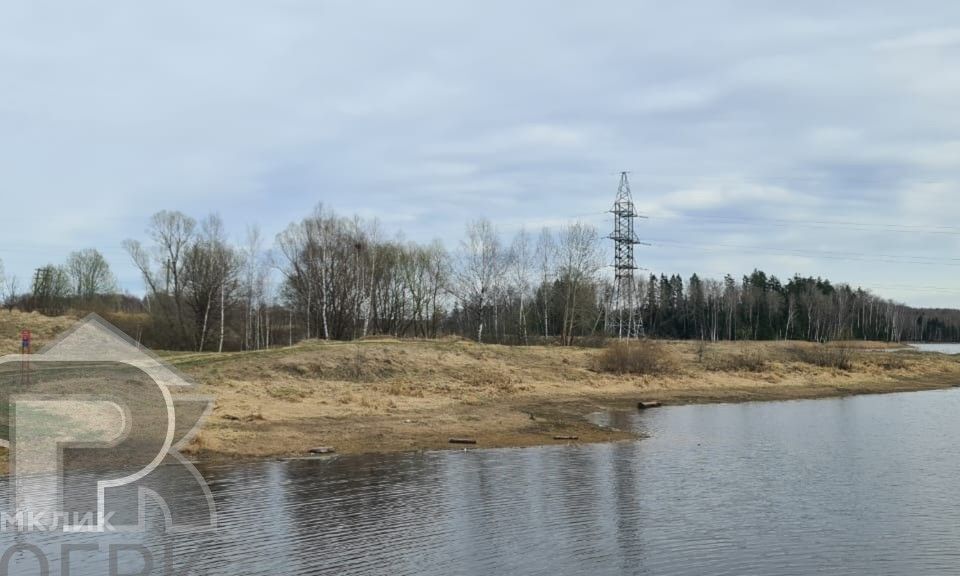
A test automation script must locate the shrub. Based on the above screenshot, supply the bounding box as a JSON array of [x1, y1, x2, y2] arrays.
[[695, 339, 708, 363], [576, 334, 609, 349], [705, 351, 768, 372], [593, 340, 672, 375], [267, 384, 310, 402], [870, 353, 909, 370], [789, 343, 853, 370]]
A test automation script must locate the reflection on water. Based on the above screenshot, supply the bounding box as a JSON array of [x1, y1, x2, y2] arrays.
[[5, 389, 960, 574]]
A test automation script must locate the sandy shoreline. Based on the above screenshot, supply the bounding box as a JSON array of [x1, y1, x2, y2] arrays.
[[167, 338, 960, 462], [1, 312, 957, 466], [182, 378, 960, 464]]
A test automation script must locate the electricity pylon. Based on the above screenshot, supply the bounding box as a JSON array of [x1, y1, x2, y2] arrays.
[[609, 172, 644, 338]]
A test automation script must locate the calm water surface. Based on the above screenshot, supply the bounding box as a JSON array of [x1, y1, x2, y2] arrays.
[[909, 342, 960, 355], [6, 388, 960, 574]]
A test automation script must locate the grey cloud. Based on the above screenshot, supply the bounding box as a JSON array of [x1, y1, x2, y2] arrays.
[[2, 1, 960, 306]]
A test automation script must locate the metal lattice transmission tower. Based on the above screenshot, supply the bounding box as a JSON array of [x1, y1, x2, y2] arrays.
[[609, 172, 644, 338]]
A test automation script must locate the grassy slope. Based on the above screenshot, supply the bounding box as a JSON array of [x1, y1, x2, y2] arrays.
[[0, 310, 77, 353], [166, 338, 960, 459], [4, 310, 960, 459]]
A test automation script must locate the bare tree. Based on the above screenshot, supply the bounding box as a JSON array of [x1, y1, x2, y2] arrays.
[[182, 215, 239, 352], [277, 219, 318, 342], [556, 222, 601, 345], [454, 219, 503, 343], [508, 228, 532, 344], [276, 221, 305, 339], [304, 206, 332, 340], [30, 265, 72, 315], [427, 240, 449, 338], [103, 205, 960, 348], [2, 274, 19, 311], [66, 248, 116, 298], [535, 227, 555, 338], [0, 260, 13, 312], [124, 211, 197, 345], [243, 225, 266, 349], [353, 216, 382, 339]]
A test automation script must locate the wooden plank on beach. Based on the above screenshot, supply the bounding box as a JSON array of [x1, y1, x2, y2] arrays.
[[553, 435, 579, 440], [449, 438, 477, 445], [637, 401, 662, 409]]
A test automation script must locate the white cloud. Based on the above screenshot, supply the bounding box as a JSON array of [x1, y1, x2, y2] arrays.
[[803, 126, 862, 149], [623, 85, 720, 114], [875, 28, 960, 50], [658, 182, 797, 212], [3, 1, 960, 305], [906, 141, 960, 168]]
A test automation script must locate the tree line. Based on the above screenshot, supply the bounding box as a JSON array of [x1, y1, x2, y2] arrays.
[[3, 205, 960, 349], [0, 248, 131, 316], [642, 270, 959, 343]]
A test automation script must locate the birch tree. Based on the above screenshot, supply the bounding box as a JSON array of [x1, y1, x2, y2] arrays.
[[454, 219, 502, 343], [534, 227, 555, 338], [556, 222, 601, 345], [508, 228, 532, 344]]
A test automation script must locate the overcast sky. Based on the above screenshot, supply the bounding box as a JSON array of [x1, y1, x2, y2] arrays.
[[3, 1, 960, 307]]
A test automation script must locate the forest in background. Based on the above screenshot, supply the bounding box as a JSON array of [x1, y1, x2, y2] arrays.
[[2, 205, 960, 351]]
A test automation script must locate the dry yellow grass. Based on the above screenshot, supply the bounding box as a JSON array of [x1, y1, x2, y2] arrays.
[[1, 310, 956, 461], [0, 309, 78, 353], [159, 337, 960, 459]]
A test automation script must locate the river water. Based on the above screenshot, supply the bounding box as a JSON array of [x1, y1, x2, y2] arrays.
[[6, 388, 960, 574], [908, 342, 960, 355]]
